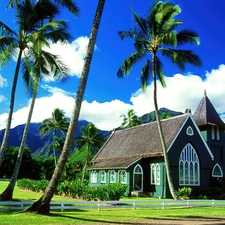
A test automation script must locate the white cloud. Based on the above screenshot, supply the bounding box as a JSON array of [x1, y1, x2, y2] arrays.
[[0, 64, 225, 131], [131, 64, 225, 118], [43, 36, 90, 82], [0, 75, 7, 88]]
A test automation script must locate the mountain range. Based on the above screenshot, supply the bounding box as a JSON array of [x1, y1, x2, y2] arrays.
[[0, 108, 183, 155]]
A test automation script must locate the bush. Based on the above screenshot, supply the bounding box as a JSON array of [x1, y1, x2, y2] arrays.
[[17, 179, 127, 201], [17, 178, 48, 192], [176, 187, 192, 199]]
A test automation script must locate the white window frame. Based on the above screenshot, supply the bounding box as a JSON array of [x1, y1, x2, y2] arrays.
[[179, 143, 200, 186], [119, 170, 127, 184], [212, 163, 223, 177], [100, 170, 106, 183], [133, 164, 143, 191], [151, 163, 160, 185], [109, 170, 116, 183], [90, 171, 97, 183], [186, 126, 194, 136]]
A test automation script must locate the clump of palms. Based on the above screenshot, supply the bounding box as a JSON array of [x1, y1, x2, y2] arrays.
[[120, 109, 142, 128], [39, 108, 70, 166], [117, 1, 202, 199], [0, 0, 71, 201], [26, 0, 106, 214], [75, 123, 105, 183]]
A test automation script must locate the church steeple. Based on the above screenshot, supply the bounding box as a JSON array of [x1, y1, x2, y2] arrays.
[[193, 91, 225, 129]]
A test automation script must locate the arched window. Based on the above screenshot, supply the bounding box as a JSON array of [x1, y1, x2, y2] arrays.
[[90, 171, 97, 183], [151, 164, 160, 185], [212, 164, 223, 177], [179, 143, 200, 186], [100, 170, 106, 183], [109, 170, 116, 183], [133, 164, 143, 191], [119, 170, 127, 184]]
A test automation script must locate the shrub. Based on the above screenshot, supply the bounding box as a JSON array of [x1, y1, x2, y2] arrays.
[[17, 178, 127, 201], [176, 187, 192, 199]]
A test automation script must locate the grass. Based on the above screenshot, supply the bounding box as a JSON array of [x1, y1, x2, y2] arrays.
[[0, 181, 225, 224]]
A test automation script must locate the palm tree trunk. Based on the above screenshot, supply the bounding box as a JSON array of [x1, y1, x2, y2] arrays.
[[0, 49, 23, 168], [0, 88, 37, 201], [25, 0, 106, 214], [152, 54, 177, 200]]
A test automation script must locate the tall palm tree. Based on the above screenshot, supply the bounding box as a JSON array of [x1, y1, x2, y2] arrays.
[[0, 0, 68, 167], [75, 123, 105, 183], [0, 0, 71, 201], [26, 0, 106, 214], [117, 1, 202, 199], [120, 109, 142, 128], [39, 108, 70, 166]]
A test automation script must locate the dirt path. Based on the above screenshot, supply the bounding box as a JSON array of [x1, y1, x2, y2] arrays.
[[97, 217, 225, 225]]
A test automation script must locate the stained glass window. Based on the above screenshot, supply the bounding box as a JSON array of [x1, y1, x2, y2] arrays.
[[179, 143, 200, 186]]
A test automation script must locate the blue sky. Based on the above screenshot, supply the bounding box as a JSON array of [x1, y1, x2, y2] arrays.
[[0, 0, 225, 131]]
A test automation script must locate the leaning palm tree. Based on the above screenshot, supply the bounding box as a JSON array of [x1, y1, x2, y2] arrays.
[[120, 109, 142, 128], [0, 0, 69, 167], [0, 0, 71, 201], [75, 123, 105, 183], [117, 1, 202, 199], [26, 0, 106, 214], [39, 108, 70, 166]]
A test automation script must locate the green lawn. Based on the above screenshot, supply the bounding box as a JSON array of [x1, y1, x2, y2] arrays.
[[0, 181, 225, 224]]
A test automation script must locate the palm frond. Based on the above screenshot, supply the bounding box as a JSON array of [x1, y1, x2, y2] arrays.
[[131, 7, 149, 38], [0, 44, 17, 67], [177, 29, 200, 46], [118, 30, 136, 40], [117, 51, 145, 78], [162, 48, 202, 70], [141, 59, 151, 91], [0, 22, 17, 37], [155, 56, 166, 87], [53, 0, 80, 15], [160, 30, 177, 47]]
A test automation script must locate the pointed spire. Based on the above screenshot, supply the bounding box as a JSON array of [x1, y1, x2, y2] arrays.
[[193, 91, 225, 129]]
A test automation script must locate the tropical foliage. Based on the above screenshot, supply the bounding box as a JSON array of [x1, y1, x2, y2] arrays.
[[120, 109, 142, 128], [117, 1, 202, 199], [0, 0, 70, 167], [75, 123, 105, 183], [26, 0, 106, 214], [39, 108, 70, 166]]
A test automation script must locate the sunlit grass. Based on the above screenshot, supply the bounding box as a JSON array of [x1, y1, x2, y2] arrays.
[[0, 181, 225, 224]]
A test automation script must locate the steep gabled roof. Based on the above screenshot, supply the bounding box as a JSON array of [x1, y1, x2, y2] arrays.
[[89, 114, 189, 169], [193, 91, 225, 129]]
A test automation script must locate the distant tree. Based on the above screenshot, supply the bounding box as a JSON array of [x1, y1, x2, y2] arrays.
[[75, 123, 105, 183], [26, 0, 106, 214], [0, 146, 35, 179], [117, 1, 202, 199], [160, 112, 170, 120], [120, 109, 142, 128], [39, 108, 70, 166]]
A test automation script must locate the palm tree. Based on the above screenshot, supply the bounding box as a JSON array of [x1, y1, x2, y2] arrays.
[[117, 1, 202, 199], [26, 0, 106, 214], [39, 108, 70, 166], [0, 1, 71, 201], [75, 123, 105, 183], [120, 109, 142, 128], [0, 0, 69, 167]]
